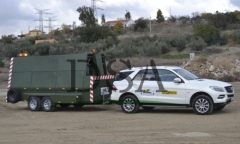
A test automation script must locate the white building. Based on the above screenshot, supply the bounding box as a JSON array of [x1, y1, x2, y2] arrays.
[[105, 19, 134, 27]]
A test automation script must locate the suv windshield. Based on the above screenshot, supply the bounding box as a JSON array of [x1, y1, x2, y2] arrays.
[[173, 68, 199, 80], [115, 71, 134, 81]]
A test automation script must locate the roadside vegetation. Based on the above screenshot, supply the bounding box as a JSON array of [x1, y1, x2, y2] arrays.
[[1, 7, 240, 70]]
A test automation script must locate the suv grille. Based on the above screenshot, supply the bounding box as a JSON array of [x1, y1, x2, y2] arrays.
[[225, 86, 233, 93]]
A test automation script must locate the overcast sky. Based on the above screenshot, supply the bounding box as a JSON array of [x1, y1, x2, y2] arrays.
[[0, 0, 240, 37]]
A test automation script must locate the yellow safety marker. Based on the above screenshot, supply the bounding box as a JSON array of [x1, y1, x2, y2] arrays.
[[162, 91, 177, 95]]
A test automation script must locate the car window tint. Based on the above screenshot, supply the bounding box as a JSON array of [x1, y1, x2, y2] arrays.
[[158, 69, 178, 82], [133, 69, 156, 81], [115, 71, 134, 81]]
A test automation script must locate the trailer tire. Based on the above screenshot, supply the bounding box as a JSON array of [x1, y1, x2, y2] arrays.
[[7, 88, 21, 103], [41, 97, 56, 112], [28, 96, 41, 111]]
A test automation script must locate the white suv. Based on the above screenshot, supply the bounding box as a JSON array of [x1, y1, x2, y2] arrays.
[[110, 66, 234, 115]]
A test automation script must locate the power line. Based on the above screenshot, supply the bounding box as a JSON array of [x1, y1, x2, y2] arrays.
[[34, 8, 52, 33]]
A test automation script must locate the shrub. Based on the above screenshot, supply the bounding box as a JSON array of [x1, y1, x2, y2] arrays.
[[193, 23, 220, 44], [134, 19, 148, 32], [0, 59, 4, 68], [141, 40, 162, 57], [232, 30, 240, 44], [77, 26, 116, 43], [105, 49, 123, 60], [189, 37, 207, 51], [175, 36, 186, 52], [114, 22, 123, 33], [34, 42, 51, 55], [161, 42, 170, 54], [220, 33, 229, 45]]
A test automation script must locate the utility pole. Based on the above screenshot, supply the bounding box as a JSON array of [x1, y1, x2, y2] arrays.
[[150, 17, 151, 33], [91, 0, 104, 23], [34, 9, 52, 33]]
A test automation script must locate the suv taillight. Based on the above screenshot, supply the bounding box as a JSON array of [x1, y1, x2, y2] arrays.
[[112, 85, 118, 90]]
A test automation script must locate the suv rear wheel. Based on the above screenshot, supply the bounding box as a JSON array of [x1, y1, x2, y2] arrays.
[[192, 95, 213, 115], [121, 95, 139, 114]]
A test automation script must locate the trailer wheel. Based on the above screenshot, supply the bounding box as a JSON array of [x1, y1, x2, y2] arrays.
[[28, 97, 41, 111], [41, 97, 56, 112], [7, 88, 21, 103], [121, 95, 139, 114]]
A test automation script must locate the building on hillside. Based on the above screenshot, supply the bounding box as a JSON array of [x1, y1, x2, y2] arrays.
[[105, 19, 134, 28], [29, 29, 42, 37], [22, 29, 42, 38], [35, 39, 58, 44]]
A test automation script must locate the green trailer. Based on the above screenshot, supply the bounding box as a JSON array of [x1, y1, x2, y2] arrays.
[[6, 52, 115, 112]]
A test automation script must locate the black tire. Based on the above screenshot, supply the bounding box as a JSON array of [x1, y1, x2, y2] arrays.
[[214, 105, 225, 111], [121, 95, 139, 114], [192, 95, 213, 115], [142, 106, 155, 111], [41, 97, 56, 112], [7, 88, 21, 103], [59, 104, 70, 107], [28, 96, 41, 111]]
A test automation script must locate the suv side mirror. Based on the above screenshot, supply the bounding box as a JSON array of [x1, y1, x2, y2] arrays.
[[174, 78, 182, 83]]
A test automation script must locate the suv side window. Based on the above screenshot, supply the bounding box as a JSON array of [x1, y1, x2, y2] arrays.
[[158, 69, 179, 82], [133, 70, 156, 81], [115, 71, 134, 81]]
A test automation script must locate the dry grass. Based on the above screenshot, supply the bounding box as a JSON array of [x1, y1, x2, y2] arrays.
[[191, 55, 208, 64], [212, 55, 238, 70], [118, 22, 193, 40]]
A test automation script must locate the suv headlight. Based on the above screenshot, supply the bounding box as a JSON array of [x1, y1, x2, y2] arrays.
[[209, 86, 224, 92]]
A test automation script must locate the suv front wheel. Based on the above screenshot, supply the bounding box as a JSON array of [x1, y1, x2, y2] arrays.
[[192, 95, 213, 115], [121, 95, 139, 114]]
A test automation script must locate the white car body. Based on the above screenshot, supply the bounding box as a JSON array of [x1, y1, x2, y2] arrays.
[[110, 66, 234, 115]]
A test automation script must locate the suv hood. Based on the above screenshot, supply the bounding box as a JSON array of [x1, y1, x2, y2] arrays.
[[188, 79, 231, 87]]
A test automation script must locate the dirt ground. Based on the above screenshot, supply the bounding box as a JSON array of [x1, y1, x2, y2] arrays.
[[0, 82, 239, 144]]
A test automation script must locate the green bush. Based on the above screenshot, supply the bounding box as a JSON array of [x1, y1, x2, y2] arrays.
[[35, 43, 50, 55], [160, 42, 170, 54], [76, 26, 116, 43], [0, 59, 4, 68], [220, 33, 229, 45], [105, 49, 123, 60], [193, 23, 220, 43], [232, 30, 240, 44], [141, 40, 162, 56], [176, 38, 186, 52], [189, 37, 207, 51], [134, 19, 148, 32]]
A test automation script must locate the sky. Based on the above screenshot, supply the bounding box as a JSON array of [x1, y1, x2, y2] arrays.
[[0, 0, 240, 37]]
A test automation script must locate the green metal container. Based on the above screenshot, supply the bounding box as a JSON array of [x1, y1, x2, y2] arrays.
[[6, 53, 115, 111]]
